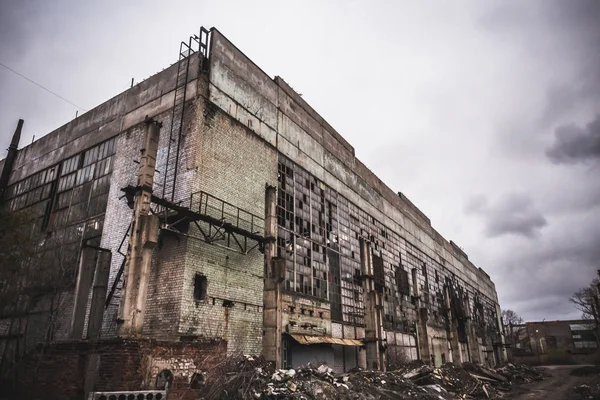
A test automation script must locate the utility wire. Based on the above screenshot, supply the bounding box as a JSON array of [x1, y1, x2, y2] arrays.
[[0, 62, 87, 112]]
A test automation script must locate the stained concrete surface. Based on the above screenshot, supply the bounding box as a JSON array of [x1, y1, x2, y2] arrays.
[[510, 365, 596, 400]]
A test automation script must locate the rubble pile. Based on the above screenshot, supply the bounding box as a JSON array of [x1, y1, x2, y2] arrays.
[[206, 356, 544, 400], [571, 366, 600, 400], [208, 356, 447, 399], [490, 363, 545, 384], [399, 363, 506, 399]]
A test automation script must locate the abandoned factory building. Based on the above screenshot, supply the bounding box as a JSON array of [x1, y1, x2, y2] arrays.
[[0, 27, 506, 381]]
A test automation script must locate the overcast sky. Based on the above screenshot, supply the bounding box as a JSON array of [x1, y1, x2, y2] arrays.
[[1, 0, 598, 321]]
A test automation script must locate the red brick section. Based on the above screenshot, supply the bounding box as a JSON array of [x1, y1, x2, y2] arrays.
[[15, 338, 226, 400]]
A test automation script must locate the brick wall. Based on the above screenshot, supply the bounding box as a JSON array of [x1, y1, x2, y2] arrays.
[[101, 96, 201, 339], [99, 124, 143, 337], [177, 100, 278, 355], [16, 338, 226, 400]]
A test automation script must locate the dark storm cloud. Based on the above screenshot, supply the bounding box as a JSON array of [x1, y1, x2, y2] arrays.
[[471, 0, 600, 320], [493, 216, 600, 320], [467, 193, 547, 238], [546, 114, 600, 164]]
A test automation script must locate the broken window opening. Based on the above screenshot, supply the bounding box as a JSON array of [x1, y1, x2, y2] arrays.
[[156, 369, 174, 390], [396, 267, 410, 296], [194, 274, 208, 301]]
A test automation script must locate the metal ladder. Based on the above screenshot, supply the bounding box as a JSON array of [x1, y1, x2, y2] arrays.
[[161, 27, 210, 202], [161, 35, 198, 202]]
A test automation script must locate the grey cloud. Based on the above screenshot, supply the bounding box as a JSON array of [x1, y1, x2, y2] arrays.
[[539, 1, 600, 127], [484, 0, 600, 132], [468, 0, 600, 320], [494, 215, 600, 320], [468, 193, 547, 238], [546, 115, 600, 164], [464, 194, 488, 214]]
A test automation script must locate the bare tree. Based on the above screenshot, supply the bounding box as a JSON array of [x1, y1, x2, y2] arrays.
[[570, 277, 600, 321], [502, 309, 524, 351], [501, 309, 523, 326]]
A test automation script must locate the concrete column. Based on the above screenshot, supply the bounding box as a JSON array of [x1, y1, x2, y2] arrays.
[[361, 240, 385, 371], [416, 307, 431, 363], [70, 247, 97, 339], [84, 353, 100, 397], [262, 185, 281, 367], [118, 119, 161, 336], [87, 251, 112, 340], [465, 319, 482, 364], [0, 119, 23, 203], [495, 304, 508, 363], [445, 287, 462, 365]]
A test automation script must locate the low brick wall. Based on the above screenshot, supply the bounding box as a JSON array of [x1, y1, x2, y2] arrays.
[[15, 338, 226, 400]]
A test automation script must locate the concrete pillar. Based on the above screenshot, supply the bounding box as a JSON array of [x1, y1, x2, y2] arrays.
[[495, 304, 508, 363], [0, 119, 23, 203], [262, 185, 281, 367], [87, 251, 112, 340], [465, 318, 482, 364], [117, 119, 161, 336], [416, 307, 431, 363], [70, 247, 97, 339], [361, 239, 385, 371], [462, 297, 482, 364], [445, 287, 462, 365], [84, 353, 100, 396]]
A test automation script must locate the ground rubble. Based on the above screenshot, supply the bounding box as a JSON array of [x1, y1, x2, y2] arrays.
[[204, 356, 545, 400], [395, 361, 545, 399], [570, 366, 600, 400]]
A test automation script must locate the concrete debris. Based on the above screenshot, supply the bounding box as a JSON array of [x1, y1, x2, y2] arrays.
[[206, 356, 544, 400], [570, 366, 600, 399], [397, 362, 545, 399], [481, 363, 545, 384]]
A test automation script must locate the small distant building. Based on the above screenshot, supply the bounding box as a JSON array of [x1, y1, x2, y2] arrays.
[[506, 320, 599, 365]]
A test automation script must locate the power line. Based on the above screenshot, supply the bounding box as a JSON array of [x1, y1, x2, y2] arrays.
[[0, 62, 87, 112]]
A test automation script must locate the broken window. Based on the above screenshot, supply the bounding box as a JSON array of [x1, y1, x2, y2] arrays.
[[396, 267, 410, 296], [411, 268, 419, 297], [193, 274, 208, 301], [372, 254, 385, 293]]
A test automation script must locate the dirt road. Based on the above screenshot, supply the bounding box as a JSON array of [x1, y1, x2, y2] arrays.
[[510, 365, 595, 400]]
